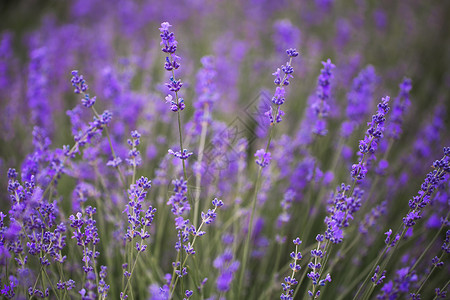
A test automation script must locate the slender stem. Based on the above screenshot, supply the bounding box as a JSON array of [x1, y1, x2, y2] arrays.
[[193, 106, 210, 229], [91, 106, 127, 187], [169, 204, 220, 298], [121, 241, 144, 299], [415, 252, 445, 295], [433, 279, 450, 300], [409, 211, 449, 273]]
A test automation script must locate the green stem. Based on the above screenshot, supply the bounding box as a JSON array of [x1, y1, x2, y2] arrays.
[[409, 211, 449, 273], [415, 252, 445, 295], [433, 279, 450, 300], [193, 107, 210, 229]]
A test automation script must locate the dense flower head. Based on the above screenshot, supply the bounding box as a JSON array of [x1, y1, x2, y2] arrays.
[[167, 177, 190, 217], [324, 185, 363, 244], [123, 177, 155, 243], [159, 22, 178, 54]]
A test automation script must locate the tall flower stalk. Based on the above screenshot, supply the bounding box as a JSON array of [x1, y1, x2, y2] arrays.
[[354, 147, 450, 300], [305, 96, 390, 298], [159, 22, 191, 180], [238, 48, 299, 294]]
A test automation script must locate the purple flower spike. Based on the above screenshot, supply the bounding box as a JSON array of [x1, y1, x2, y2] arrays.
[[265, 48, 299, 125]]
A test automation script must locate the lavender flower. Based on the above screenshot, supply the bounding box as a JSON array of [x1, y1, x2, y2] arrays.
[[255, 149, 272, 167], [273, 19, 301, 53], [351, 96, 390, 181], [341, 65, 377, 138], [281, 238, 303, 300], [125, 130, 142, 167], [386, 78, 412, 140], [311, 59, 335, 136], [265, 48, 299, 125], [27, 47, 53, 134], [213, 248, 240, 293], [403, 149, 449, 227], [67, 70, 113, 156], [123, 176, 155, 243]]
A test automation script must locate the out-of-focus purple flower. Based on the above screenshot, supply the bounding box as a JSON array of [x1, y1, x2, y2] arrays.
[[189, 55, 218, 135], [341, 65, 377, 138], [254, 149, 271, 167], [311, 59, 335, 136], [27, 47, 53, 134], [386, 78, 412, 140], [377, 267, 418, 299], [410, 104, 445, 174], [213, 248, 240, 293], [273, 19, 301, 53]]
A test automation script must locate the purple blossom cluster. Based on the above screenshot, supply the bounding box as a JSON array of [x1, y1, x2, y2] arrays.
[[123, 176, 156, 244]]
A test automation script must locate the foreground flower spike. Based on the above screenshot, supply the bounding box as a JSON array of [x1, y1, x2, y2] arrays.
[[121, 176, 156, 299], [265, 48, 299, 125], [306, 96, 391, 298], [281, 238, 303, 300], [403, 148, 449, 227], [311, 59, 335, 136]]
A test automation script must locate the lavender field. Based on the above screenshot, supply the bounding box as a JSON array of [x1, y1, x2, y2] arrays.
[[0, 0, 449, 299]]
